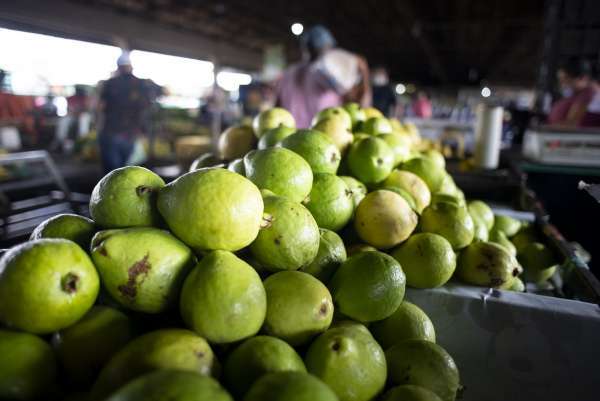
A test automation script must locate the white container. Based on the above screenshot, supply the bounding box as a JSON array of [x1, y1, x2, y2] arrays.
[[474, 104, 503, 169], [523, 129, 600, 167]]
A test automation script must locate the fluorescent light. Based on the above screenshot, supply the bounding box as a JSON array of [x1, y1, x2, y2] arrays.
[[291, 23, 304, 36], [216, 71, 252, 91], [481, 86, 491, 98], [395, 83, 406, 95]]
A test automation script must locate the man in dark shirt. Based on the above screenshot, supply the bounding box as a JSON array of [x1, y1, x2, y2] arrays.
[[97, 52, 158, 172], [371, 66, 397, 117]]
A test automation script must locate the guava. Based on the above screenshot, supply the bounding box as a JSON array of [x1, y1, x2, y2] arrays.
[[346, 243, 377, 256], [89, 166, 165, 228], [457, 241, 522, 288], [312, 115, 354, 153], [363, 117, 393, 135], [377, 133, 411, 166], [0, 239, 99, 334], [421, 149, 446, 169], [489, 229, 516, 257], [52, 306, 133, 388], [190, 153, 222, 171], [329, 251, 405, 322], [304, 173, 353, 231], [105, 370, 233, 401], [354, 190, 418, 249], [302, 229, 347, 283], [382, 385, 443, 401], [258, 126, 297, 149], [253, 107, 296, 138], [511, 224, 539, 252], [436, 173, 459, 196], [91, 329, 218, 400], [305, 323, 386, 401], [158, 168, 264, 251], [391, 233, 456, 288], [180, 251, 266, 343], [382, 170, 431, 213], [467, 200, 494, 230], [400, 157, 445, 193], [386, 340, 460, 401], [471, 216, 489, 242], [218, 125, 256, 160], [518, 242, 558, 284], [263, 271, 333, 346], [508, 276, 525, 292], [343, 102, 366, 129], [245, 372, 338, 401], [0, 329, 57, 401], [244, 148, 313, 203], [227, 158, 246, 175], [224, 336, 306, 398], [347, 137, 394, 185], [381, 186, 418, 212], [29, 213, 96, 250], [419, 201, 475, 250], [493, 215, 521, 237], [363, 107, 384, 119], [339, 176, 367, 209], [370, 302, 436, 349], [314, 106, 352, 130], [91, 228, 194, 313], [250, 195, 319, 271], [280, 129, 341, 174], [432, 193, 464, 207]]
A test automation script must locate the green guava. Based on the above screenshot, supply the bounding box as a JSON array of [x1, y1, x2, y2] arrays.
[[302, 229, 347, 283], [343, 102, 366, 129], [90, 166, 165, 228], [253, 107, 296, 138], [382, 170, 431, 213], [381, 385, 443, 401], [305, 323, 387, 401], [339, 176, 367, 209], [280, 129, 341, 174], [518, 242, 558, 284], [158, 168, 264, 251], [244, 148, 313, 203], [380, 186, 418, 212], [224, 336, 306, 398], [386, 340, 459, 401], [245, 372, 338, 401], [312, 115, 354, 153], [29, 213, 96, 250], [250, 195, 320, 272], [190, 153, 222, 171], [419, 201, 475, 250], [227, 158, 246, 175], [329, 251, 405, 323], [304, 173, 354, 231], [400, 157, 445, 193], [370, 301, 436, 349], [91, 329, 218, 401], [91, 228, 194, 313], [258, 126, 297, 149], [218, 125, 256, 160], [0, 329, 57, 401], [52, 306, 133, 388], [354, 190, 418, 249], [391, 233, 456, 288], [105, 370, 233, 401], [377, 133, 411, 166], [493, 215, 521, 237], [489, 229, 517, 257], [0, 239, 99, 334], [180, 251, 266, 344], [471, 216, 489, 242], [421, 149, 446, 169], [347, 137, 394, 184], [457, 241, 522, 288], [314, 107, 352, 130], [362, 117, 393, 135], [467, 200, 494, 230]]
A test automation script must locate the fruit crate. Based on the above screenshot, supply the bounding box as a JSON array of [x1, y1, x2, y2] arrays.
[[449, 165, 600, 304], [406, 284, 600, 401]]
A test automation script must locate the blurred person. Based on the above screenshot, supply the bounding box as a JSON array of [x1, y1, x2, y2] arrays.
[[580, 59, 600, 127], [412, 91, 432, 119], [96, 52, 158, 172], [547, 57, 595, 127], [277, 25, 370, 128], [371, 67, 396, 117]]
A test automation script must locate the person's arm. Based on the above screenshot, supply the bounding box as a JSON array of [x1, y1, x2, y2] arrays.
[[343, 56, 371, 106]]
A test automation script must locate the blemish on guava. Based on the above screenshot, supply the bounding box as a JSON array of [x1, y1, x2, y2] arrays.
[[136, 186, 154, 196], [319, 301, 329, 316], [331, 340, 341, 351], [261, 214, 274, 229], [118, 254, 151, 300], [376, 158, 383, 165], [98, 246, 108, 257], [61, 272, 80, 294], [274, 236, 282, 246], [512, 268, 519, 276], [195, 350, 205, 359]]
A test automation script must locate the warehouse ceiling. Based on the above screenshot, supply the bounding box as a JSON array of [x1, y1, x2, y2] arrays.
[[72, 0, 546, 85]]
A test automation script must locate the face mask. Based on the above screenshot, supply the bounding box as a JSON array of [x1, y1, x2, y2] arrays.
[[372, 74, 388, 86], [561, 87, 573, 97]]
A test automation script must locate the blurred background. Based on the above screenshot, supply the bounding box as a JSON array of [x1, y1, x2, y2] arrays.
[[0, 0, 599, 277]]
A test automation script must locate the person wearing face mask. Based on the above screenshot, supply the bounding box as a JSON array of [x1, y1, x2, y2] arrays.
[[547, 58, 595, 127], [371, 67, 397, 117], [580, 60, 600, 127], [276, 25, 371, 128]]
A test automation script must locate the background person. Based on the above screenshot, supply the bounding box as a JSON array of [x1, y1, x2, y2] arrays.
[[276, 25, 370, 128], [371, 66, 396, 117]]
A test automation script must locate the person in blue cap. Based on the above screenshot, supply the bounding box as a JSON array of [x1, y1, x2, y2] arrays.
[[277, 25, 370, 128], [96, 51, 161, 172]]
